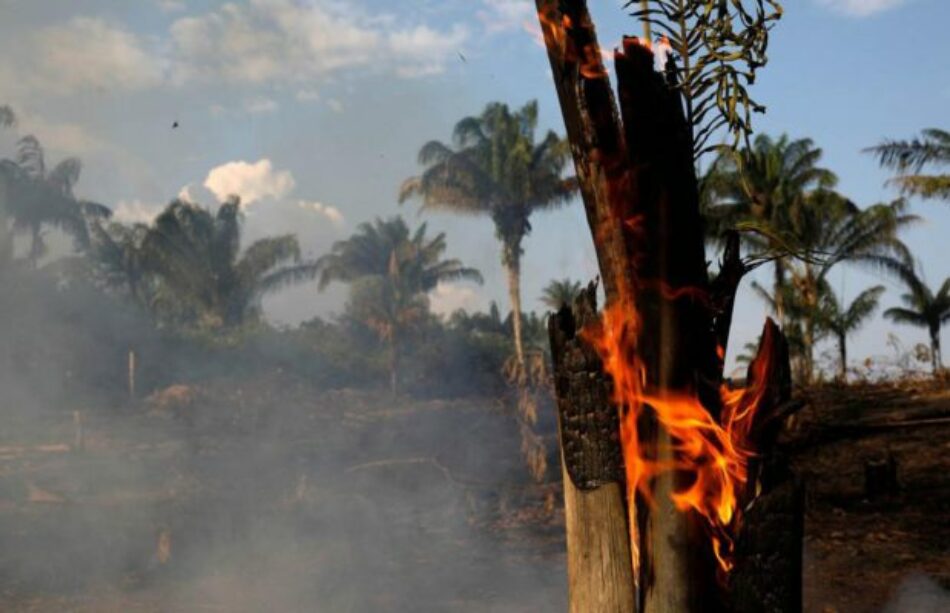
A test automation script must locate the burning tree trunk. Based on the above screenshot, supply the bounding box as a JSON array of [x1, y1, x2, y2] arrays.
[[550, 286, 635, 612], [537, 1, 801, 611]]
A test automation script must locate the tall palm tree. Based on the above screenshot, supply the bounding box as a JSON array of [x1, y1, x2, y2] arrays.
[[866, 128, 950, 202], [788, 193, 915, 380], [704, 134, 837, 324], [817, 284, 885, 380], [0, 135, 110, 265], [540, 278, 583, 310], [316, 216, 483, 392], [399, 100, 577, 366], [141, 198, 317, 328], [884, 268, 950, 374]]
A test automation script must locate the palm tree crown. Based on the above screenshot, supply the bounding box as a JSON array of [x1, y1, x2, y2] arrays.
[[704, 134, 836, 323], [540, 278, 583, 311], [867, 128, 950, 202], [0, 134, 110, 265], [140, 198, 316, 328], [817, 284, 885, 379], [399, 100, 576, 365], [316, 216, 482, 393], [883, 267, 950, 374]]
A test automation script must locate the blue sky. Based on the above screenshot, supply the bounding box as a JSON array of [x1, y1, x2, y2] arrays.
[[0, 0, 947, 375]]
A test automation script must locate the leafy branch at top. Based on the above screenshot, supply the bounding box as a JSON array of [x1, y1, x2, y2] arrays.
[[629, 0, 782, 158]]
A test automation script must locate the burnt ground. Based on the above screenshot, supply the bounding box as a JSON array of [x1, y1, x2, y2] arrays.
[[789, 382, 950, 612], [0, 375, 948, 611]]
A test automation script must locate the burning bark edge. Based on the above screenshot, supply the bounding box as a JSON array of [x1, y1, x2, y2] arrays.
[[548, 282, 624, 490]]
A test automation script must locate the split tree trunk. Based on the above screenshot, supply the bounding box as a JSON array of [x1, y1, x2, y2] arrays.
[[536, 2, 720, 610], [537, 2, 802, 611]]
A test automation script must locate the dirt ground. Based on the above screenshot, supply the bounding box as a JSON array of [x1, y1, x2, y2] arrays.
[[0, 376, 948, 611], [789, 382, 950, 612]]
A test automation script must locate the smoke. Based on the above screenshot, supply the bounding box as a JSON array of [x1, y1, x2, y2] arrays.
[[883, 572, 950, 612], [0, 264, 566, 611]]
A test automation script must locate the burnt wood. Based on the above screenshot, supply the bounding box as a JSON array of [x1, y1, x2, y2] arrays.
[[549, 284, 624, 490]]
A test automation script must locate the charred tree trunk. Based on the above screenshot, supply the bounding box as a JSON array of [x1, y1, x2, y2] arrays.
[[536, 1, 719, 610], [537, 1, 801, 611], [550, 287, 635, 613]]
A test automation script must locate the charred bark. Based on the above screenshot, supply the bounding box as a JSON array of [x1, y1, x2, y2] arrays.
[[731, 319, 803, 613], [549, 284, 635, 613], [536, 1, 802, 611]]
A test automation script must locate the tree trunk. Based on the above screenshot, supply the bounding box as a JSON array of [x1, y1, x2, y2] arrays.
[[931, 327, 941, 374], [388, 333, 398, 396], [536, 2, 720, 609], [505, 252, 525, 367], [773, 258, 786, 328], [838, 332, 847, 381], [29, 224, 41, 268]]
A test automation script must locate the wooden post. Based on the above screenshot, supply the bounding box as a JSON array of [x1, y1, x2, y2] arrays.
[[72, 410, 84, 453], [128, 349, 136, 401]]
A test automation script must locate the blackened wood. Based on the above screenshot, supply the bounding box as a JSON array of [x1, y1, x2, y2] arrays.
[[864, 453, 899, 501], [548, 283, 636, 613], [549, 284, 624, 490], [731, 478, 804, 613], [533, 0, 634, 305], [710, 231, 746, 370]]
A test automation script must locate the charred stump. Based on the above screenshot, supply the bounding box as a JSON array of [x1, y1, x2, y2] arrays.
[[536, 1, 803, 611], [549, 285, 635, 613]]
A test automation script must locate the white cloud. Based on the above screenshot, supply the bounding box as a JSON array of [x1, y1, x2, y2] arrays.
[[169, 0, 468, 85], [297, 200, 345, 226], [815, 0, 908, 16], [156, 0, 187, 12], [478, 0, 534, 33], [326, 98, 344, 113], [203, 159, 295, 206], [429, 282, 479, 316], [387, 24, 469, 77], [28, 18, 165, 94], [295, 89, 321, 102], [113, 200, 163, 224], [1, 1, 467, 98], [243, 97, 279, 114]]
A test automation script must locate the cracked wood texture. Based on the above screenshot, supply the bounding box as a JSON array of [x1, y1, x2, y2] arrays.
[[549, 285, 635, 613]]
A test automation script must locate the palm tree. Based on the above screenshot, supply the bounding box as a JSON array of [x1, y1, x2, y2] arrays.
[[141, 197, 317, 328], [89, 220, 152, 305], [866, 129, 950, 202], [540, 278, 583, 310], [0, 135, 110, 265], [704, 134, 837, 324], [883, 268, 950, 374], [316, 216, 483, 392], [817, 284, 885, 380], [399, 100, 577, 366], [788, 193, 915, 380]]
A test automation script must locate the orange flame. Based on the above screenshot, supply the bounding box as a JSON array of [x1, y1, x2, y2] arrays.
[[582, 288, 771, 575], [535, 6, 610, 80]]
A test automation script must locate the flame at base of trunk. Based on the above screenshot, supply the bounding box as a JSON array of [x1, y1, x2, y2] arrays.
[[582, 299, 773, 577]]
